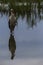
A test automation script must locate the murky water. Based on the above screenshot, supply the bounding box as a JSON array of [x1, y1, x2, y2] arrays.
[[0, 4, 43, 65]]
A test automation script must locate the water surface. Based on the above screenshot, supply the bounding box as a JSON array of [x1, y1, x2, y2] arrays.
[[0, 6, 43, 64]]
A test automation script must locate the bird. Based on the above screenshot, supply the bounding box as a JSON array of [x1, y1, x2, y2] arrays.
[[8, 9, 17, 33]]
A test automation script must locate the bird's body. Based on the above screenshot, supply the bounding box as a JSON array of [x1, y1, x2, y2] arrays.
[[9, 13, 16, 25], [8, 12, 17, 33]]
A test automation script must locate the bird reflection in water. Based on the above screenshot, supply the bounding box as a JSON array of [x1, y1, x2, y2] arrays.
[[8, 34, 16, 60]]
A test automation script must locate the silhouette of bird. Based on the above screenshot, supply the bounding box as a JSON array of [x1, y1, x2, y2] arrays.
[[8, 9, 17, 33]]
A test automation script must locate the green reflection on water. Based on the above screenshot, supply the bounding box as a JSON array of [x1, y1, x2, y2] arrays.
[[0, 2, 43, 28]]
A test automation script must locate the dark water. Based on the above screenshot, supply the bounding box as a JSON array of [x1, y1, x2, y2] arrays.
[[0, 13, 43, 60], [0, 3, 43, 61]]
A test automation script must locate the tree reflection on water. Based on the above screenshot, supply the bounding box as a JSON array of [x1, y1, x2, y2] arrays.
[[0, 3, 43, 28]]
